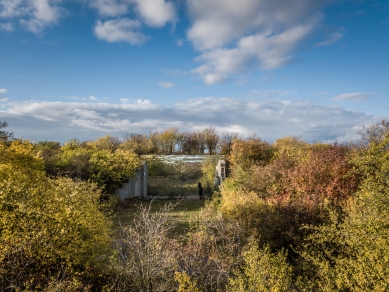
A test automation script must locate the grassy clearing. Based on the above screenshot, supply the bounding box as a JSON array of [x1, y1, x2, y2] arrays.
[[112, 199, 206, 237], [148, 177, 200, 197]]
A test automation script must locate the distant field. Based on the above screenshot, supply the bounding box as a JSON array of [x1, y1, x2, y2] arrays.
[[148, 177, 200, 197], [143, 155, 221, 197], [112, 199, 206, 237]]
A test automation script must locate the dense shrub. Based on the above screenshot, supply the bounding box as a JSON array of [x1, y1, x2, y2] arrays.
[[227, 242, 294, 292], [0, 140, 112, 290], [300, 121, 389, 291]]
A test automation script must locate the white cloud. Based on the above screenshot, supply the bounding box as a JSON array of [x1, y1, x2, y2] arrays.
[[89, 95, 97, 101], [333, 92, 373, 102], [0, 88, 7, 93], [131, 0, 175, 27], [186, 0, 331, 84], [176, 39, 184, 46], [0, 97, 381, 143], [158, 82, 175, 88], [0, 22, 13, 31], [315, 27, 346, 47], [0, 98, 8, 102], [0, 0, 64, 33], [0, 0, 25, 18], [94, 18, 148, 45]]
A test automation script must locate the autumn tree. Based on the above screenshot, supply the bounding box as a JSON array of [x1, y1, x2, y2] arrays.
[[203, 127, 219, 155], [0, 120, 14, 142], [181, 131, 199, 154], [220, 132, 238, 156], [88, 134, 121, 152], [89, 149, 139, 194], [154, 128, 179, 154], [273, 136, 310, 163], [121, 133, 151, 155], [34, 140, 62, 176], [229, 135, 274, 171], [301, 120, 389, 291], [196, 131, 206, 154]]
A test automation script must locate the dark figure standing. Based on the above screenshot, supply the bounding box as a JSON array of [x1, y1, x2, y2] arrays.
[[198, 182, 203, 200]]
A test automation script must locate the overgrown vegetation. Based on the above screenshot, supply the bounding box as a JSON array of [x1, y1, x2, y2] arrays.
[[1, 120, 389, 291]]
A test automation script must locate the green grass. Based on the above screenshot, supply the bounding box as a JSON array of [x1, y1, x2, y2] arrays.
[[148, 177, 200, 197], [112, 199, 206, 237]]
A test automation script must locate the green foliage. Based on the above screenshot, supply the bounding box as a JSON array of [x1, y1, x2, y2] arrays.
[[144, 156, 172, 177], [201, 155, 223, 191], [227, 242, 294, 292]]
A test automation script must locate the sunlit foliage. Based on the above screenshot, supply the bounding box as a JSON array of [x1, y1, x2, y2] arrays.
[[0, 139, 112, 290], [227, 242, 294, 292]]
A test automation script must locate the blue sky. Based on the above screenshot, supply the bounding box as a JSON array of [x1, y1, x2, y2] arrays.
[[0, 0, 388, 143]]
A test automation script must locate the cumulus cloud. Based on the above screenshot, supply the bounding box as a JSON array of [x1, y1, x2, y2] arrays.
[[89, 0, 176, 26], [0, 0, 26, 18], [94, 18, 148, 44], [0, 97, 381, 143], [131, 0, 175, 27], [186, 0, 331, 84], [315, 27, 346, 46], [0, 88, 7, 93], [0, 0, 65, 33], [0, 22, 13, 31], [158, 82, 175, 88], [333, 92, 373, 102], [0, 98, 7, 102]]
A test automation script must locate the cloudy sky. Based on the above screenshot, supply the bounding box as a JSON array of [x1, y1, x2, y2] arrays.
[[0, 0, 388, 143]]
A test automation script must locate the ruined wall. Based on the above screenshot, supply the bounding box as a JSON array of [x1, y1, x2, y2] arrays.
[[116, 161, 148, 200]]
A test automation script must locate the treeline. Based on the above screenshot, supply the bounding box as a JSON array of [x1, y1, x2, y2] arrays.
[[31, 127, 234, 193], [101, 127, 233, 155], [1, 120, 389, 291]]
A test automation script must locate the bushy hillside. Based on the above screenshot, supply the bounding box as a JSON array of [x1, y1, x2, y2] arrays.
[[1, 120, 389, 291]]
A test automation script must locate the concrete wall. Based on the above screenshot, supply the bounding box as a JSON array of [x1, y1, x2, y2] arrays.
[[116, 161, 148, 200], [214, 159, 226, 188]]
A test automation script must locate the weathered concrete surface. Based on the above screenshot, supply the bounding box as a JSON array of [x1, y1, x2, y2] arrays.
[[116, 161, 148, 200]]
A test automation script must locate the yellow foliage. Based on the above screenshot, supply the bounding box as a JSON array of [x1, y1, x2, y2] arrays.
[[273, 136, 310, 163], [230, 136, 273, 171], [227, 241, 294, 292], [175, 272, 202, 292], [0, 140, 112, 289]]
